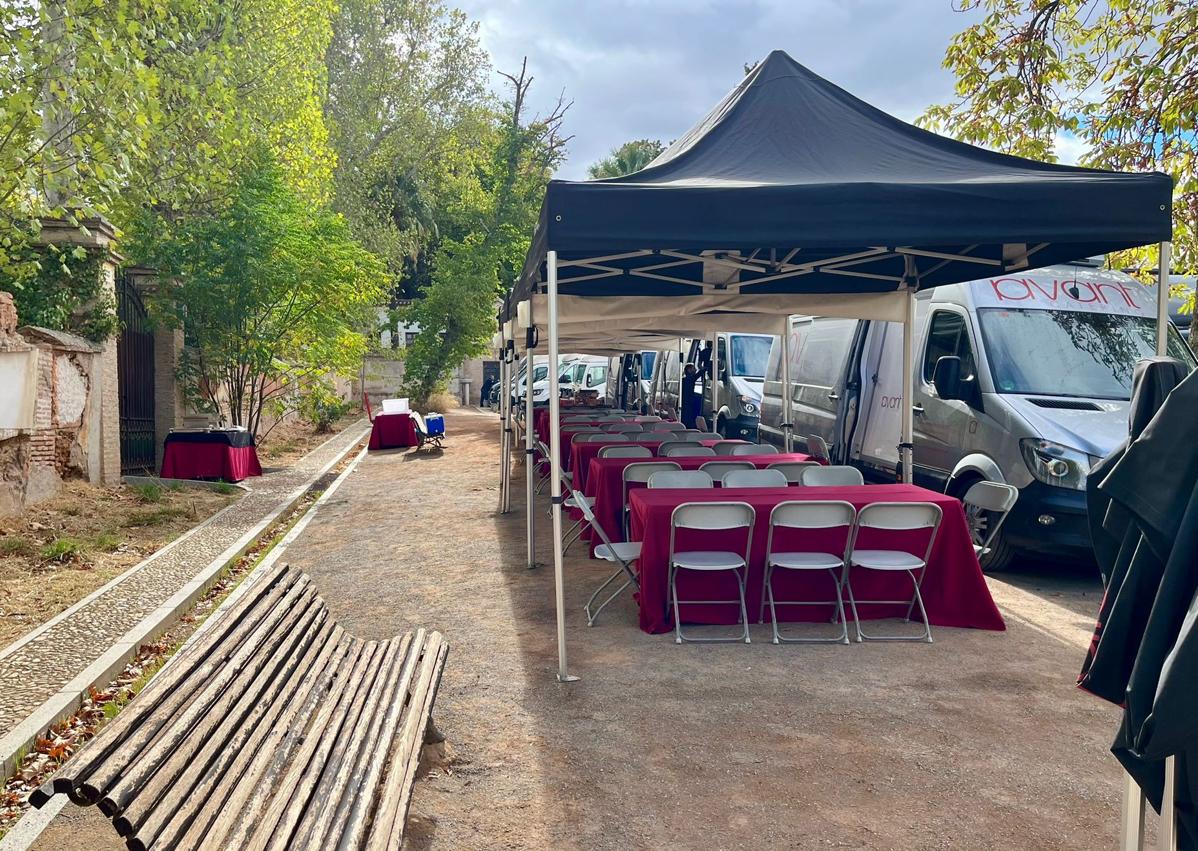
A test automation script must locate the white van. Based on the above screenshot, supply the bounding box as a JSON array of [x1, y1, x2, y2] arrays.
[[760, 262, 1194, 570], [651, 334, 772, 437]]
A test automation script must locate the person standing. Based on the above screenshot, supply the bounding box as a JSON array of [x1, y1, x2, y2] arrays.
[[480, 375, 495, 408], [680, 363, 700, 428]]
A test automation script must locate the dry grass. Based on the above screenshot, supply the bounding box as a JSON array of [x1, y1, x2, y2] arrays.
[[257, 411, 365, 465], [0, 481, 240, 647], [424, 392, 461, 413]]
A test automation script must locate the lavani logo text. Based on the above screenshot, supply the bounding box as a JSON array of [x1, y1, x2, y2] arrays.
[[989, 277, 1141, 309]]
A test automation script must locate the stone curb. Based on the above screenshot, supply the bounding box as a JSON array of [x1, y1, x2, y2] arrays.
[[0, 424, 370, 780]]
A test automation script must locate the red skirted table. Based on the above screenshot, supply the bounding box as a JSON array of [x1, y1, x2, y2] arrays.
[[628, 483, 1005, 635], [369, 412, 417, 450], [161, 431, 262, 483], [583, 452, 817, 552]]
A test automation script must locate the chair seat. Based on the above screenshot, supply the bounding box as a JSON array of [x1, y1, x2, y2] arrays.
[[850, 550, 926, 570], [671, 551, 746, 571], [769, 551, 844, 571], [595, 542, 641, 563]]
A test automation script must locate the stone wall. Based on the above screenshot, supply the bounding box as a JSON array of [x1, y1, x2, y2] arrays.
[[0, 294, 104, 514]]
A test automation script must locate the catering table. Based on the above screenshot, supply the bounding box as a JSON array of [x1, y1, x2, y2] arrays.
[[535, 408, 630, 443], [628, 483, 1005, 635], [161, 430, 262, 483], [569, 438, 728, 486], [368, 412, 417, 450], [583, 452, 817, 551]]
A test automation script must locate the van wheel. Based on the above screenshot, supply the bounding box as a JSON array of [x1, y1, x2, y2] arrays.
[[715, 415, 727, 438], [952, 477, 1016, 573]]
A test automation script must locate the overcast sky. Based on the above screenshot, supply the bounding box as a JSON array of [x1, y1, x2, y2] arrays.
[[455, 0, 1000, 179]]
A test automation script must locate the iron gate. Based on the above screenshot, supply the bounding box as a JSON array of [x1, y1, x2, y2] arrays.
[[116, 271, 156, 474]]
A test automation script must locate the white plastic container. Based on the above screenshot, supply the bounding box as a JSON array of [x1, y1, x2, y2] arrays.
[[381, 398, 410, 414]]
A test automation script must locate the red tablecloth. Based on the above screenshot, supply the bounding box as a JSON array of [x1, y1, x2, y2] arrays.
[[628, 483, 1005, 635], [534, 408, 631, 443], [161, 442, 262, 482], [584, 452, 817, 551], [569, 438, 730, 486], [368, 412, 417, 449]]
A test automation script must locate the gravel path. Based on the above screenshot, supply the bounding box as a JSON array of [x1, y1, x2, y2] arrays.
[[32, 410, 1132, 850], [0, 421, 369, 735]]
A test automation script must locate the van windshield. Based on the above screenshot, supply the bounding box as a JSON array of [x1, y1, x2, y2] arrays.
[[730, 335, 771, 377], [977, 308, 1194, 400]]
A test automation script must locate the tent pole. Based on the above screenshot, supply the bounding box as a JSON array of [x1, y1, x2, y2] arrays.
[[546, 250, 575, 682], [780, 316, 793, 452], [649, 349, 664, 411], [503, 338, 514, 513], [1120, 771, 1146, 850], [710, 330, 720, 433], [525, 342, 537, 570], [1162, 755, 1178, 850], [497, 334, 509, 513], [901, 289, 915, 484], [1157, 241, 1171, 356]]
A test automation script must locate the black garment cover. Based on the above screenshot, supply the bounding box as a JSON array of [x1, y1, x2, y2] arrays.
[[1080, 361, 1198, 848]]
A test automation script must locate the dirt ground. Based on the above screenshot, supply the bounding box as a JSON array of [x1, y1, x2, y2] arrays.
[[33, 409, 1135, 850], [0, 482, 239, 647], [257, 411, 365, 466]]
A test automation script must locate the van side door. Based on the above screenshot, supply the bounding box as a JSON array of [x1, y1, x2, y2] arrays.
[[915, 308, 982, 486]]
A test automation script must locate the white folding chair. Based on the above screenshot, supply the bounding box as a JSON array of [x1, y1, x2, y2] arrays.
[[712, 441, 749, 456], [721, 468, 789, 489], [648, 470, 714, 489], [681, 430, 710, 440], [662, 444, 717, 458], [730, 443, 778, 456], [634, 415, 663, 423], [551, 467, 593, 555], [574, 489, 641, 626], [651, 422, 687, 432], [961, 481, 1019, 560], [807, 434, 831, 464], [607, 423, 644, 434], [534, 439, 555, 494], [801, 465, 864, 486], [668, 502, 756, 644], [658, 440, 703, 456], [568, 428, 603, 445], [699, 460, 753, 482], [622, 462, 681, 538], [598, 445, 653, 459], [584, 433, 630, 443], [763, 501, 856, 644], [767, 461, 819, 484], [655, 432, 686, 445], [844, 502, 942, 643]]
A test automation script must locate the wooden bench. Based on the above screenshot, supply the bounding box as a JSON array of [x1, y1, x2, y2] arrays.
[[30, 563, 447, 851]]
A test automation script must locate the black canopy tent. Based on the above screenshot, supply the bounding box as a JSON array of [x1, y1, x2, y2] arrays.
[[502, 49, 1173, 684]]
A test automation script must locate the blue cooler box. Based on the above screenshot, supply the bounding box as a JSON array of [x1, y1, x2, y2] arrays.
[[425, 413, 445, 436]]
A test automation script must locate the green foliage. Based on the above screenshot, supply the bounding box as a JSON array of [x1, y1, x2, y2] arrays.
[[122, 506, 188, 527], [133, 483, 163, 504], [298, 381, 352, 433], [92, 532, 122, 552], [0, 537, 36, 558], [922, 0, 1198, 281], [586, 139, 666, 179], [6, 245, 118, 342], [129, 153, 386, 436], [212, 482, 239, 496], [40, 537, 86, 563]]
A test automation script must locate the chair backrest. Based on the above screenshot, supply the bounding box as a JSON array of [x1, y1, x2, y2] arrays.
[[963, 480, 1019, 513], [730, 443, 778, 456], [623, 461, 682, 486], [585, 433, 630, 443], [671, 501, 754, 531], [769, 499, 856, 530], [807, 434, 831, 463], [570, 429, 604, 444], [699, 461, 754, 480], [661, 445, 717, 458], [721, 468, 789, 489], [606, 423, 644, 433], [634, 415, 662, 423], [658, 441, 704, 456], [801, 465, 864, 486], [654, 432, 685, 444], [767, 461, 819, 484], [648, 470, 714, 489], [855, 501, 942, 531], [681, 430, 710, 440], [712, 441, 748, 456], [598, 445, 653, 459], [651, 422, 687, 432]]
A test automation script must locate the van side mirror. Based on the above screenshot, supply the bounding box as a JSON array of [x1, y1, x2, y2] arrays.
[[932, 356, 962, 401]]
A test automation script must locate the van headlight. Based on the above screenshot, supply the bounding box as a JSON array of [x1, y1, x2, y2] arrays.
[[1019, 439, 1089, 491], [739, 395, 758, 416]]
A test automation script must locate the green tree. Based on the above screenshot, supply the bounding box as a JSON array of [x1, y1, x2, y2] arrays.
[[921, 0, 1197, 278], [586, 138, 665, 179], [130, 154, 385, 436], [400, 60, 570, 404]]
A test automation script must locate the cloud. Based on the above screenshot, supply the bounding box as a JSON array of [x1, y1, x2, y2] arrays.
[[457, 0, 982, 178], [1053, 131, 1090, 166]]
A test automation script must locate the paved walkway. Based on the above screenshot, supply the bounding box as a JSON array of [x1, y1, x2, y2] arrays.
[[0, 422, 369, 736]]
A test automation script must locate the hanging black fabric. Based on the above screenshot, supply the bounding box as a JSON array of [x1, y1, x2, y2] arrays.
[[1080, 362, 1198, 848], [513, 50, 1172, 304]]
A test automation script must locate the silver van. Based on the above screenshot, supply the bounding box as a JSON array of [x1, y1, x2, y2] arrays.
[[651, 334, 772, 437], [760, 261, 1194, 570]]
